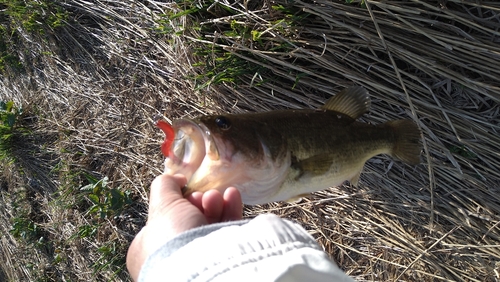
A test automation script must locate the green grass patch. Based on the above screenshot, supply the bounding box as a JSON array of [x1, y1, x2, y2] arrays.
[[0, 0, 68, 33], [80, 174, 132, 220], [448, 144, 477, 159], [78, 174, 131, 276], [10, 216, 41, 242], [0, 101, 23, 161], [0, 0, 69, 73], [154, 0, 312, 90]]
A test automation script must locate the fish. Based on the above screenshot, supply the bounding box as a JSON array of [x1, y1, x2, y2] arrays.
[[156, 86, 421, 205]]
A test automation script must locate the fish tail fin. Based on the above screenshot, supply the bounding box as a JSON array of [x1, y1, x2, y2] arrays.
[[386, 120, 422, 165]]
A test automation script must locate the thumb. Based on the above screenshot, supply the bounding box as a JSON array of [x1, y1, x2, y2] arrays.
[[148, 174, 187, 219]]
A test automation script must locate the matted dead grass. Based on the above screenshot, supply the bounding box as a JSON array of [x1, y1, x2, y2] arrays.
[[0, 0, 499, 281]]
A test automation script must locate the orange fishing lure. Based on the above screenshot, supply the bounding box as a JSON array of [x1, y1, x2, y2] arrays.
[[156, 120, 175, 157]]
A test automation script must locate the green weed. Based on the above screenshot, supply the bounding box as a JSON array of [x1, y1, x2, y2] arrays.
[[0, 100, 23, 161], [0, 0, 69, 33], [80, 174, 132, 220], [449, 145, 477, 159], [76, 224, 99, 238], [72, 174, 131, 276], [10, 216, 40, 241], [0, 27, 23, 73], [192, 48, 269, 90], [153, 0, 313, 90], [93, 241, 126, 275], [0, 0, 69, 73], [345, 0, 367, 8]]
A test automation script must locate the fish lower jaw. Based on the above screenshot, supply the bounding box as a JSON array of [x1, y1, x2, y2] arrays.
[[184, 156, 244, 194], [163, 157, 200, 180]]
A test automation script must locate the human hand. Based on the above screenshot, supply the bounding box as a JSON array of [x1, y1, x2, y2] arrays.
[[126, 174, 243, 281]]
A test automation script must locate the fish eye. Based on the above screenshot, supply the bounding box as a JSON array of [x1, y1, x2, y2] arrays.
[[215, 116, 231, 130]]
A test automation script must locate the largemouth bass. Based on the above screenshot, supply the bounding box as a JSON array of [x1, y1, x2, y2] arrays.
[[157, 87, 421, 205]]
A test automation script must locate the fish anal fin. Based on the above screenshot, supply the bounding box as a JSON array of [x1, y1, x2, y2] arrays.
[[286, 193, 310, 203], [385, 120, 422, 165], [321, 86, 371, 119]]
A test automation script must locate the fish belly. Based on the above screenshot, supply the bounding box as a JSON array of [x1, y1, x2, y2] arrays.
[[270, 161, 363, 203]]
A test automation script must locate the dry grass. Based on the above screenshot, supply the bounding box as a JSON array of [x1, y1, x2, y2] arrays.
[[1, 0, 499, 281]]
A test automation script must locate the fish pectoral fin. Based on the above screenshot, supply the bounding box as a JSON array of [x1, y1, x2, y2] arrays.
[[286, 193, 310, 203], [349, 170, 362, 187], [320, 86, 371, 119], [291, 154, 334, 180]]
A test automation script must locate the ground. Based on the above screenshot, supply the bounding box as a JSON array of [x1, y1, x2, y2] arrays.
[[0, 0, 499, 281]]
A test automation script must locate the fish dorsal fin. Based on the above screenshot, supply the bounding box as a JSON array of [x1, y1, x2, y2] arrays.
[[321, 86, 371, 119]]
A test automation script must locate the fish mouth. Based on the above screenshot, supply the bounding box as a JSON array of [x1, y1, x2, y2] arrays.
[[164, 119, 219, 182]]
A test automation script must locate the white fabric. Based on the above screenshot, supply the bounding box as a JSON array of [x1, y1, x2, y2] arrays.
[[139, 214, 354, 282]]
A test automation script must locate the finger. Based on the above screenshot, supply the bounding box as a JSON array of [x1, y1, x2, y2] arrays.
[[201, 190, 224, 224], [222, 187, 243, 221], [186, 191, 204, 212], [148, 174, 187, 218]]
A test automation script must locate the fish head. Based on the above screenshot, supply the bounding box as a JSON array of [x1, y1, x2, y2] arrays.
[[158, 115, 266, 196], [197, 115, 266, 160]]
